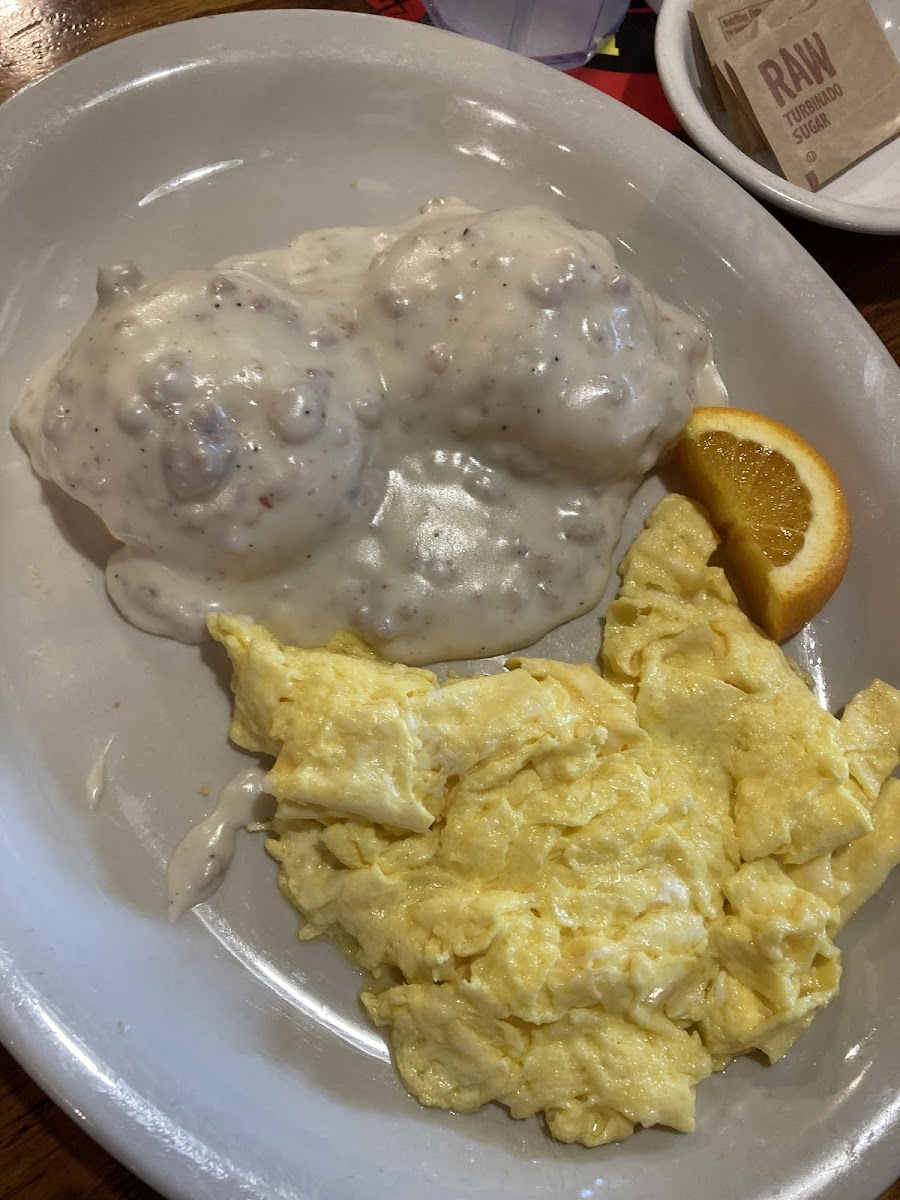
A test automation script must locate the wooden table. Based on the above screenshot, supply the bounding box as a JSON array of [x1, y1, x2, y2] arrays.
[[1, 2, 898, 1198]]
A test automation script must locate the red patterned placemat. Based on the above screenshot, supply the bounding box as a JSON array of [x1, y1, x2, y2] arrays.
[[366, 1, 679, 131]]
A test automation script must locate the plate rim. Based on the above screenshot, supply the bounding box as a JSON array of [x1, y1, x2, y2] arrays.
[[0, 955, 205, 1200]]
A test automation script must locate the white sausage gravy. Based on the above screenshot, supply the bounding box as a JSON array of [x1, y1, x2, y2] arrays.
[[13, 199, 723, 663]]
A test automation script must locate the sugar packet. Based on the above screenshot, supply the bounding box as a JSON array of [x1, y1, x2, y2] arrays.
[[721, 0, 900, 190], [691, 0, 776, 150]]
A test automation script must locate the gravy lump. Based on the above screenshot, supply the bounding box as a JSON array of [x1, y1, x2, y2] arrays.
[[13, 199, 723, 663]]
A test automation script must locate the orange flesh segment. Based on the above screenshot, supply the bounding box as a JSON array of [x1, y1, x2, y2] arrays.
[[691, 430, 812, 566]]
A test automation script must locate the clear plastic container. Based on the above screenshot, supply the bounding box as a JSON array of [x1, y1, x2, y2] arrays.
[[422, 0, 633, 70]]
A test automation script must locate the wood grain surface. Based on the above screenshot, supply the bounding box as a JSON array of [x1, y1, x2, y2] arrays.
[[1, 2, 898, 1198]]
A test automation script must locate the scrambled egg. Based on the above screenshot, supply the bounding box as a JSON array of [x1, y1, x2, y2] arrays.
[[208, 495, 900, 1146]]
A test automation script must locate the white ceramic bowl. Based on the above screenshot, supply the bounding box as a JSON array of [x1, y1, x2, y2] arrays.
[[655, 0, 900, 232], [1, 10, 900, 1200]]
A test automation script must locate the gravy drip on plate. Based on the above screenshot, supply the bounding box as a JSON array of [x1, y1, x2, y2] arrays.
[[166, 766, 269, 921], [13, 200, 723, 663]]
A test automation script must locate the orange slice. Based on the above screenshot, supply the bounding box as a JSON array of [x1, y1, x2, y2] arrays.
[[671, 407, 851, 642]]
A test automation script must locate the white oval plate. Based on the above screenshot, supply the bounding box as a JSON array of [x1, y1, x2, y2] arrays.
[[656, 0, 900, 233], [1, 11, 899, 1200]]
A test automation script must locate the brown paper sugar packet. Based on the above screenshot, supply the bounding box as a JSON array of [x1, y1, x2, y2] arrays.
[[693, 0, 774, 45], [698, 0, 829, 153], [689, 8, 727, 113], [722, 0, 900, 191], [715, 0, 830, 152], [692, 0, 777, 149]]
